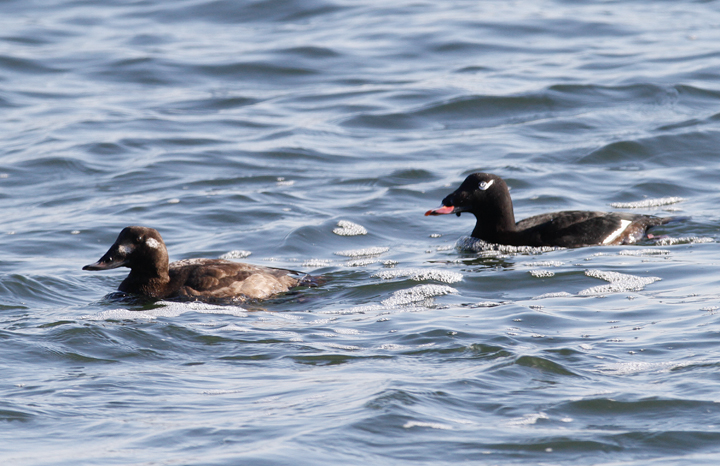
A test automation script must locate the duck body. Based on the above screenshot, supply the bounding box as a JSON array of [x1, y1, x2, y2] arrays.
[[83, 226, 306, 301], [426, 173, 671, 248]]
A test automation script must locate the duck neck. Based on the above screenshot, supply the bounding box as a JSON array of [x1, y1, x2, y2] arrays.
[[470, 195, 518, 245], [119, 263, 170, 296]]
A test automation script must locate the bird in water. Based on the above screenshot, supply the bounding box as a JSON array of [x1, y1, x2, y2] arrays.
[[83, 226, 318, 302], [426, 173, 671, 248]]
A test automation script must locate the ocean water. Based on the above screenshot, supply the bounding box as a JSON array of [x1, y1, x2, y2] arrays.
[[2, 0, 720, 464]]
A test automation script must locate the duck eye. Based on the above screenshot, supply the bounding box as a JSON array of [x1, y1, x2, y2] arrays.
[[478, 179, 494, 191]]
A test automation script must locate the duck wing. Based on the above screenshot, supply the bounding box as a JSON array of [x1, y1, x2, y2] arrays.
[[516, 211, 667, 247], [169, 259, 299, 301]]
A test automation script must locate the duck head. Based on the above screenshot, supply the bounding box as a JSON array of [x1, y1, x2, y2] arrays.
[[83, 226, 169, 273], [425, 173, 510, 217]]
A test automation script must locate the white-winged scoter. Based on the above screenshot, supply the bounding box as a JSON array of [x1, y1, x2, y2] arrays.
[[425, 173, 671, 248], [83, 226, 313, 301]]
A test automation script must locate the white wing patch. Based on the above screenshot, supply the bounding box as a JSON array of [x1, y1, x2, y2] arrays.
[[602, 219, 632, 245], [146, 237, 162, 249]]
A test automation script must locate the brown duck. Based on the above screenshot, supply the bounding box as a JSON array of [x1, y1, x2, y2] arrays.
[[83, 226, 313, 301]]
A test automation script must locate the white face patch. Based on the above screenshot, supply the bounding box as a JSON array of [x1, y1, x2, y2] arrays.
[[146, 237, 161, 249], [602, 219, 632, 245], [479, 179, 494, 191], [117, 244, 133, 255]]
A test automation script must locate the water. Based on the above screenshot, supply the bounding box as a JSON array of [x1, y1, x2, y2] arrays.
[[2, 0, 720, 464]]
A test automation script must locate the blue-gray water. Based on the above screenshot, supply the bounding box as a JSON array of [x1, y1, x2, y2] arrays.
[[3, 1, 720, 464]]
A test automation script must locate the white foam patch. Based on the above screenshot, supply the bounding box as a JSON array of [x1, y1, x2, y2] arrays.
[[403, 421, 453, 430], [334, 328, 361, 335], [326, 343, 362, 351], [323, 285, 456, 315], [380, 343, 410, 350], [156, 301, 248, 317], [618, 249, 670, 256], [520, 261, 565, 267], [534, 292, 572, 299], [506, 413, 549, 426], [308, 318, 336, 325], [303, 259, 332, 267], [218, 324, 252, 332], [381, 284, 457, 306], [529, 270, 554, 278], [318, 306, 375, 315], [456, 236, 559, 254], [610, 197, 685, 208], [332, 220, 367, 236], [653, 236, 714, 246], [83, 302, 244, 320], [81, 309, 157, 321], [220, 250, 252, 260], [579, 269, 660, 295], [202, 389, 243, 395], [372, 268, 463, 284], [310, 332, 338, 338], [172, 258, 212, 267], [345, 258, 379, 267], [595, 361, 682, 375], [335, 247, 389, 257], [469, 301, 506, 308]]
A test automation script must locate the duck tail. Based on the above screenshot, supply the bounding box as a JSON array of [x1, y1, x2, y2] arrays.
[[298, 274, 326, 288]]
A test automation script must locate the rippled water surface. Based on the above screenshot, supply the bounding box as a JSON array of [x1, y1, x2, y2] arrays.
[[3, 1, 720, 464]]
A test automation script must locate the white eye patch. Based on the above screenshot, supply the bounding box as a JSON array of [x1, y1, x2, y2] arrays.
[[146, 237, 161, 249], [479, 179, 494, 191]]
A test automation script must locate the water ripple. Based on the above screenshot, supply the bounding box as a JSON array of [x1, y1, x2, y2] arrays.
[[3, 0, 720, 464]]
